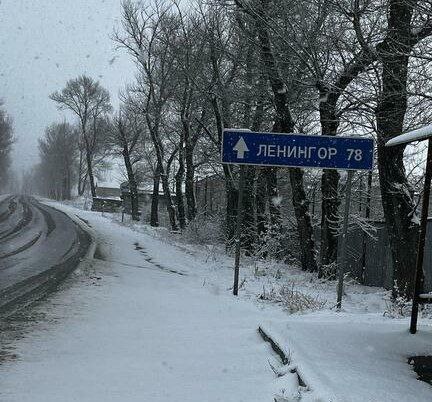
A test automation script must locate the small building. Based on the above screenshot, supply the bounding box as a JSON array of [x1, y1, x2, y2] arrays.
[[91, 186, 122, 212], [120, 182, 177, 225]]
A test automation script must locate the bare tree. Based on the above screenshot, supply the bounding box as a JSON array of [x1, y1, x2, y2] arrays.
[[170, 6, 207, 224], [114, 0, 181, 231], [234, 0, 318, 271], [37, 122, 78, 200], [50, 75, 112, 198], [373, 0, 432, 295], [108, 109, 144, 221]]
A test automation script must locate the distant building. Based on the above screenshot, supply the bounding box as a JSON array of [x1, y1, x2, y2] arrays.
[[120, 182, 177, 225], [91, 185, 122, 212]]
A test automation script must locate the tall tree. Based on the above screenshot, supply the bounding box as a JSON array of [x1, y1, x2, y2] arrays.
[[235, 0, 318, 271], [50, 75, 112, 198], [115, 0, 180, 231], [373, 0, 432, 294], [171, 5, 204, 223], [201, 5, 251, 242], [37, 122, 77, 200], [108, 109, 144, 221]]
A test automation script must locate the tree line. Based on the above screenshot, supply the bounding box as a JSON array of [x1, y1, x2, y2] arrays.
[[0, 102, 13, 191], [31, 0, 432, 296]]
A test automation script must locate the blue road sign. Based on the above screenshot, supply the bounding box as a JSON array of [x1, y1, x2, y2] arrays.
[[221, 129, 374, 170]]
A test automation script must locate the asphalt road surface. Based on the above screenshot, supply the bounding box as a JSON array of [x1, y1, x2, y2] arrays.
[[0, 195, 91, 307]]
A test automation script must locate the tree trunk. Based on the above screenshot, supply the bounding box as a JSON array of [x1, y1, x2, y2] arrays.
[[315, 51, 376, 269], [78, 177, 87, 196], [265, 167, 281, 228], [146, 121, 178, 231], [319, 169, 340, 272], [239, 41, 256, 252], [83, 132, 96, 198], [317, 86, 341, 270], [150, 169, 160, 227], [250, 84, 266, 249], [376, 0, 418, 296], [85, 148, 96, 198], [78, 149, 87, 196], [181, 88, 197, 223], [122, 147, 140, 221], [289, 168, 317, 271], [175, 153, 187, 230], [184, 144, 196, 221], [254, 1, 318, 271], [360, 170, 373, 283], [256, 168, 267, 236], [210, 95, 238, 243], [160, 168, 179, 232]]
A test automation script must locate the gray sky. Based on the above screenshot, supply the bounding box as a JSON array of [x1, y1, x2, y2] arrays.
[[0, 0, 135, 173]]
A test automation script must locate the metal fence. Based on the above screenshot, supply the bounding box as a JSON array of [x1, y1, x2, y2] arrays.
[[339, 220, 432, 291]]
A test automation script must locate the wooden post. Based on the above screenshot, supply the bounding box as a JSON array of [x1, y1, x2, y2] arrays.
[[337, 170, 354, 310], [410, 138, 432, 334], [233, 166, 246, 296]]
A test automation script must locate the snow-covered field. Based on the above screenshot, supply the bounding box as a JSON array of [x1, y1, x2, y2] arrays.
[[1, 201, 432, 401]]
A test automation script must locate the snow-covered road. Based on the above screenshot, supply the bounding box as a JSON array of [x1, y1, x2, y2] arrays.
[[2, 201, 432, 401], [0, 203, 284, 402], [0, 196, 91, 312]]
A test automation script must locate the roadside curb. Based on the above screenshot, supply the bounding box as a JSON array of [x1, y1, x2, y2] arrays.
[[0, 201, 96, 318], [47, 203, 98, 262]]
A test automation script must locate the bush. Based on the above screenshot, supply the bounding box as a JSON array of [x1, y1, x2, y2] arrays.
[[259, 282, 326, 313], [383, 294, 412, 318], [383, 282, 412, 318], [252, 223, 297, 263], [182, 213, 224, 245]]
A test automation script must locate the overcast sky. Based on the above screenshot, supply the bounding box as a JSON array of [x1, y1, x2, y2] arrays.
[[0, 0, 135, 173]]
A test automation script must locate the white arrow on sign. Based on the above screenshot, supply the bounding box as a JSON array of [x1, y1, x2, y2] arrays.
[[233, 136, 249, 159]]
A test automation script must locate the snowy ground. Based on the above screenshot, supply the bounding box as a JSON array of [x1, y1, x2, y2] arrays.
[[0, 201, 432, 401]]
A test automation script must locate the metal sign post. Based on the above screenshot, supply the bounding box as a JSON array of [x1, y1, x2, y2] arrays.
[[233, 166, 245, 296], [337, 170, 354, 310], [222, 128, 374, 297]]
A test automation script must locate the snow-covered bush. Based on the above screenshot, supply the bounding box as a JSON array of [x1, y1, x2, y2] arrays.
[[259, 282, 326, 313], [419, 304, 432, 319], [318, 261, 338, 280], [182, 213, 224, 245], [383, 282, 411, 318], [383, 295, 412, 318], [252, 224, 297, 264]]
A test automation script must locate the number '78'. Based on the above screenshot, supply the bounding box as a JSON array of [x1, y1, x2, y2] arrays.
[[347, 149, 363, 161]]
